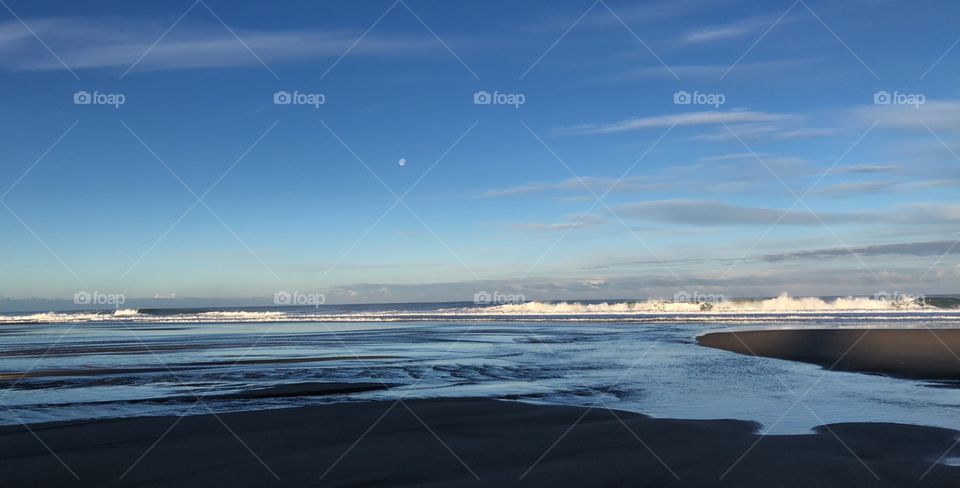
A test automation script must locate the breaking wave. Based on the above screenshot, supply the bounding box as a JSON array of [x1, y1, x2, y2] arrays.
[[1, 293, 956, 325], [486, 293, 929, 314]]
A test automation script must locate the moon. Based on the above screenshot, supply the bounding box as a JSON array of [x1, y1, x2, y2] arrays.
[[398, 158, 407, 167]]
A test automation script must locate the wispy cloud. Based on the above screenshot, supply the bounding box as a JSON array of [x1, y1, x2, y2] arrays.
[[850, 100, 960, 133], [905, 179, 960, 190], [889, 203, 960, 224], [603, 58, 819, 81], [510, 215, 606, 232], [614, 199, 868, 226], [692, 123, 840, 142], [811, 179, 960, 197], [612, 200, 960, 227], [519, 0, 718, 34], [683, 25, 752, 43], [828, 163, 900, 174], [812, 181, 897, 197], [681, 12, 803, 44], [763, 240, 960, 262], [555, 110, 794, 135], [0, 17, 438, 72], [483, 176, 667, 197], [275, 263, 960, 303]]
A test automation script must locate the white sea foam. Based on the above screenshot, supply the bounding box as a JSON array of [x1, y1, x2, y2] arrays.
[[4, 312, 106, 323], [0, 293, 953, 325], [484, 293, 926, 315], [196, 311, 287, 320]]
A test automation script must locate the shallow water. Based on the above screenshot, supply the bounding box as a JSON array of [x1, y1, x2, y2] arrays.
[[1, 314, 958, 434]]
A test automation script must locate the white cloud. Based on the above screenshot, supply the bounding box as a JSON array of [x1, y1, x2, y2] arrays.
[[692, 123, 839, 142], [764, 240, 960, 262], [683, 25, 751, 43], [555, 110, 794, 135], [613, 200, 960, 227], [603, 58, 823, 82], [614, 199, 867, 226], [887, 203, 960, 224], [520, 0, 718, 34], [828, 163, 900, 174], [904, 179, 960, 190], [0, 17, 438, 72], [681, 12, 803, 44], [483, 176, 664, 197], [582, 279, 607, 288], [510, 215, 606, 232], [813, 181, 897, 197], [850, 100, 960, 133], [807, 179, 960, 198]]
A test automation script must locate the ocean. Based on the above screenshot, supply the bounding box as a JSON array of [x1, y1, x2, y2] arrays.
[[2, 295, 959, 434]]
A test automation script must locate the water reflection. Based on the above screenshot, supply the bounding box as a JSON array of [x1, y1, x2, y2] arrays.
[[0, 320, 957, 434]]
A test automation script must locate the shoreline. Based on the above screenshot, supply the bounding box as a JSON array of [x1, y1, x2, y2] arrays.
[[1, 396, 957, 487]]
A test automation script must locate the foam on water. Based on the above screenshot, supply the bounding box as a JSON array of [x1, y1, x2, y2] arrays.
[[196, 311, 287, 320], [486, 293, 926, 314], [1, 293, 956, 325]]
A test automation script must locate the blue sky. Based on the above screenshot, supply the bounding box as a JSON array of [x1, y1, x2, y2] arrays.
[[1, 0, 959, 306]]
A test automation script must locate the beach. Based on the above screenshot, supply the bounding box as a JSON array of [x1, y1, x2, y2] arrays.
[[2, 308, 960, 486], [2, 395, 958, 487]]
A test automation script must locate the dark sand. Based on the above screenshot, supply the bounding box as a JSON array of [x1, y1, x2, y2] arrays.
[[1, 397, 957, 487], [697, 328, 960, 381]]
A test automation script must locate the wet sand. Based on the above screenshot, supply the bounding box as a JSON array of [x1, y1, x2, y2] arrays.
[[116, 382, 399, 404], [211, 381, 396, 400], [0, 356, 400, 381], [0, 397, 957, 487], [697, 328, 960, 381]]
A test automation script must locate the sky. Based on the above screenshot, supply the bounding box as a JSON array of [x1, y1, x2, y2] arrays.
[[1, 0, 959, 308]]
